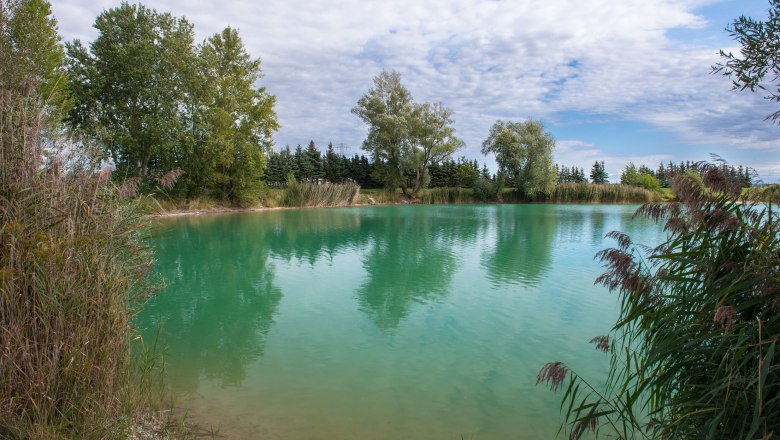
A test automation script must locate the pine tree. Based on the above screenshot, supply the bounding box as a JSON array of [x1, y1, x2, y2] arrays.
[[590, 161, 608, 184], [304, 140, 323, 181]]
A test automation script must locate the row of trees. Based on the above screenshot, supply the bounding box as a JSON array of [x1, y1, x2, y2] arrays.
[[66, 3, 278, 205], [264, 141, 492, 190], [557, 165, 588, 184], [264, 142, 381, 188], [620, 161, 753, 190]]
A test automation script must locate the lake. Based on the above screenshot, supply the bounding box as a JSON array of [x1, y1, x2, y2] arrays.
[[137, 204, 664, 439]]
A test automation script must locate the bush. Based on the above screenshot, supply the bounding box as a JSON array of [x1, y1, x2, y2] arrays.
[[472, 176, 501, 202], [539, 163, 780, 439]]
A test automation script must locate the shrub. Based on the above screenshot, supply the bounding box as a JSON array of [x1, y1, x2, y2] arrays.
[[472, 176, 501, 202]]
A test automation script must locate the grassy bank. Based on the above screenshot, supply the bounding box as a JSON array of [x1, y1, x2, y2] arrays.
[[153, 183, 665, 215]]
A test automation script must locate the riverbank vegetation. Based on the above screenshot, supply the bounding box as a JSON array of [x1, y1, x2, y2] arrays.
[[539, 164, 780, 439], [0, 1, 178, 437]]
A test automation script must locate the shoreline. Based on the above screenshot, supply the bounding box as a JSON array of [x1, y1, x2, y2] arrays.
[[148, 199, 658, 219]]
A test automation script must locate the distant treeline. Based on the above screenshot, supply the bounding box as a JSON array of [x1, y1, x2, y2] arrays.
[[264, 141, 492, 190]]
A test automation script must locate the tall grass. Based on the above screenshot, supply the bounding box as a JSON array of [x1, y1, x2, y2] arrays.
[[282, 177, 360, 207], [417, 187, 473, 204], [1, 74, 158, 438], [743, 184, 780, 203], [539, 164, 780, 439], [545, 183, 659, 203]]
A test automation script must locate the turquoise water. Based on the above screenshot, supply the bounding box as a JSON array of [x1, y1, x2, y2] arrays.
[[137, 204, 664, 439]]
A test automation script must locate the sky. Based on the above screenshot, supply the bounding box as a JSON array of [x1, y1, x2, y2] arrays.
[[51, 0, 780, 182]]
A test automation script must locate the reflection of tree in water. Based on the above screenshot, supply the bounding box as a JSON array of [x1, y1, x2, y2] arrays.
[[357, 207, 484, 330], [589, 209, 607, 243], [137, 215, 282, 392], [262, 209, 370, 265], [483, 205, 557, 287]]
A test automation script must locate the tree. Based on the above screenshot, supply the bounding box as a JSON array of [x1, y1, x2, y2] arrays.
[[66, 3, 197, 179], [481, 119, 557, 199], [407, 102, 464, 196], [323, 142, 344, 183], [303, 140, 323, 181], [714, 0, 780, 122], [1, 0, 67, 114], [187, 27, 277, 204], [352, 70, 413, 191], [590, 160, 608, 184]]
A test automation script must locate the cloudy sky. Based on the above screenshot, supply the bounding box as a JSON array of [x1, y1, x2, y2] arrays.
[[52, 0, 779, 182]]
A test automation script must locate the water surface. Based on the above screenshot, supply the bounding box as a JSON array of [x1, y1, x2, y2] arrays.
[[137, 204, 663, 439]]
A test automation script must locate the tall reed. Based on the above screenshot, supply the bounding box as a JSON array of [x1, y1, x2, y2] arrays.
[[417, 187, 473, 204], [546, 183, 658, 203], [282, 177, 360, 207], [0, 70, 157, 439], [539, 164, 780, 439]]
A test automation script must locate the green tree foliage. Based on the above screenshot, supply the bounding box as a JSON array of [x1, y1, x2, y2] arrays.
[[429, 157, 483, 188], [303, 140, 324, 182], [352, 70, 462, 198], [620, 162, 661, 191], [539, 164, 780, 439], [407, 102, 464, 196], [66, 6, 278, 205], [352, 70, 412, 191], [66, 3, 197, 178], [590, 160, 608, 184], [323, 142, 345, 183], [714, 0, 780, 122], [557, 165, 587, 184], [481, 119, 557, 199], [1, 0, 67, 113], [192, 27, 278, 204]]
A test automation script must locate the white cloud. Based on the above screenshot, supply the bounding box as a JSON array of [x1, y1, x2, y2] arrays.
[[51, 0, 779, 171]]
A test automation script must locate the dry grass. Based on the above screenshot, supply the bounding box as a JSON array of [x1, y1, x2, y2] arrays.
[[282, 178, 360, 207], [1, 80, 159, 438], [416, 187, 474, 204], [545, 183, 659, 203]]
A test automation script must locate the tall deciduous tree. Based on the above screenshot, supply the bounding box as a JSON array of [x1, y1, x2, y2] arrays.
[[407, 102, 464, 197], [481, 119, 557, 199], [66, 3, 196, 178], [351, 70, 413, 192], [193, 27, 278, 204], [352, 70, 462, 198]]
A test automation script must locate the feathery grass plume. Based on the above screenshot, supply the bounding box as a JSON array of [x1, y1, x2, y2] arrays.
[[539, 162, 780, 440], [417, 187, 473, 204], [1, 7, 161, 437], [282, 175, 360, 207], [546, 183, 659, 204]]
